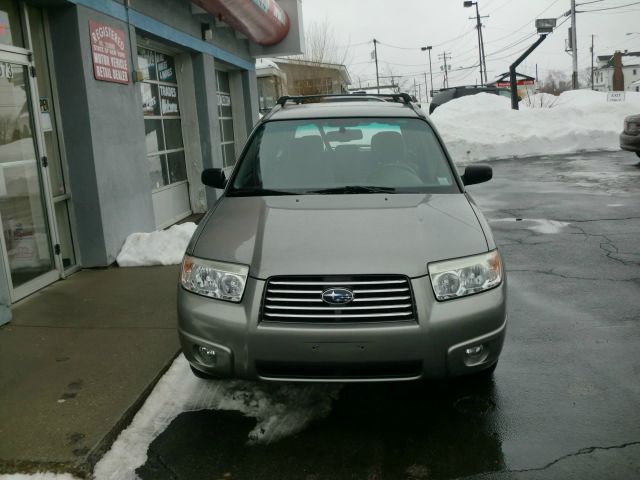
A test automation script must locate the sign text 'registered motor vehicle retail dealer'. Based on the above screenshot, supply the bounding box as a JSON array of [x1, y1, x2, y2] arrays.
[[89, 20, 129, 84]]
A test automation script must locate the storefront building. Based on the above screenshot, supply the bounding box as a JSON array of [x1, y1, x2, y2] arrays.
[[0, 0, 303, 324]]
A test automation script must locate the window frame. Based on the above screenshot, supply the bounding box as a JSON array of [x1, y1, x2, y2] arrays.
[[138, 45, 187, 191]]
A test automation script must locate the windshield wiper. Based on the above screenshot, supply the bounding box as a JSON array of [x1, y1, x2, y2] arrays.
[[227, 188, 300, 196], [308, 185, 397, 194]]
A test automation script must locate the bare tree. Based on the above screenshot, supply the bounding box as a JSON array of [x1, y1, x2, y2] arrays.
[[579, 67, 593, 89], [538, 70, 572, 95], [298, 18, 351, 65]]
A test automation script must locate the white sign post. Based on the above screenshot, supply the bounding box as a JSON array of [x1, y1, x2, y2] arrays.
[[607, 92, 626, 102]]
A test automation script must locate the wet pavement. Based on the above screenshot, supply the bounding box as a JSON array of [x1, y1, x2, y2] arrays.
[[135, 151, 640, 480]]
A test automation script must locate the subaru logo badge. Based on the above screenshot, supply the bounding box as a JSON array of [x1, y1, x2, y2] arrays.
[[322, 288, 354, 305]]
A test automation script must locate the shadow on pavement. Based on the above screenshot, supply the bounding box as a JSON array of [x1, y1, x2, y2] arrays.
[[137, 375, 505, 480]]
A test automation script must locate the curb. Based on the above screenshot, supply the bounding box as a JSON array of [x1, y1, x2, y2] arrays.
[[0, 349, 181, 479]]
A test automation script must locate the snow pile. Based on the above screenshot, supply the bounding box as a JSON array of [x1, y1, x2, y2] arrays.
[[431, 90, 640, 162], [93, 355, 341, 480], [116, 222, 197, 267]]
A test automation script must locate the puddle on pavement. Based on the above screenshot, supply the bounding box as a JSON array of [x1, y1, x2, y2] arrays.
[[489, 218, 571, 234]]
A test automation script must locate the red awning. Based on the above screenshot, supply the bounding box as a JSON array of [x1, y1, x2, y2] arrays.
[[193, 0, 290, 46]]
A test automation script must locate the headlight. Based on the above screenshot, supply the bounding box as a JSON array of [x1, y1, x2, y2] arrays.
[[428, 250, 503, 301], [180, 255, 249, 302]]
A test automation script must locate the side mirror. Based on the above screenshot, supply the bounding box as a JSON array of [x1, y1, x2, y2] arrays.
[[201, 168, 226, 189], [461, 165, 492, 186]]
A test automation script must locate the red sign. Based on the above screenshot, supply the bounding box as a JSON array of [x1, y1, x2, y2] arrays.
[[89, 20, 129, 84], [496, 80, 535, 87]]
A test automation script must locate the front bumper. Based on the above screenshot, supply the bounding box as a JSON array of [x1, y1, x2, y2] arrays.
[[620, 132, 640, 152], [178, 276, 507, 382]]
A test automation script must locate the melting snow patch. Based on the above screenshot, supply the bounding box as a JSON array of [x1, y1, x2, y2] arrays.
[[490, 218, 570, 234], [116, 222, 197, 267], [92, 355, 341, 480]]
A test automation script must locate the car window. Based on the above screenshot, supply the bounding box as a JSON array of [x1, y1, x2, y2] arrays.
[[229, 117, 459, 195]]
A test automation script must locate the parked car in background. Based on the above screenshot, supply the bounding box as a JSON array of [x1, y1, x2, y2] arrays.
[[429, 85, 511, 114], [178, 93, 507, 383], [620, 114, 640, 157]]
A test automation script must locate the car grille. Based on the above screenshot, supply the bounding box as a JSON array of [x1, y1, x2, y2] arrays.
[[261, 275, 416, 323]]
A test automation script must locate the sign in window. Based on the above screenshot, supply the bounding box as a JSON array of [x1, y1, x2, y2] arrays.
[[139, 47, 187, 190]]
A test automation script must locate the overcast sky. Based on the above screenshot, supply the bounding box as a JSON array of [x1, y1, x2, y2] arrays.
[[299, 0, 640, 93]]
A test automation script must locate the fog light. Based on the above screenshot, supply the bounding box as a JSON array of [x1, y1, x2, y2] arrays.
[[465, 345, 484, 356], [196, 345, 217, 366], [463, 344, 489, 366]]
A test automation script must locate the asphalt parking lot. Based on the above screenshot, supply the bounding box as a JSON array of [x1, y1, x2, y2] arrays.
[[136, 151, 640, 480]]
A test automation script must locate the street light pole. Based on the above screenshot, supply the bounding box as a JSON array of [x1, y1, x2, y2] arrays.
[[373, 38, 380, 94], [421, 46, 434, 101], [510, 18, 557, 110], [510, 35, 548, 109]]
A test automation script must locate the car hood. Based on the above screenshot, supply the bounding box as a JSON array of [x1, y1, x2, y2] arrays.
[[192, 194, 488, 278]]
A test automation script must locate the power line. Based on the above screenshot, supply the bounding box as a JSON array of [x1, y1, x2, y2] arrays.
[[578, 0, 640, 11]]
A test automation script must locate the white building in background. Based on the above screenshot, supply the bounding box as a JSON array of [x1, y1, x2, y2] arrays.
[[593, 51, 640, 92]]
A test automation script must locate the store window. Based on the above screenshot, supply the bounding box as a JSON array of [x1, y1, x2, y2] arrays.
[[257, 75, 283, 114], [216, 70, 236, 168], [0, 0, 24, 48], [138, 47, 187, 190]]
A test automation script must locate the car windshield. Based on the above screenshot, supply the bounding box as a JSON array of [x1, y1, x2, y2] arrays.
[[228, 117, 459, 195]]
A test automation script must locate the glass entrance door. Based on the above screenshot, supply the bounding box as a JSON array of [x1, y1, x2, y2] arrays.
[[0, 50, 58, 300]]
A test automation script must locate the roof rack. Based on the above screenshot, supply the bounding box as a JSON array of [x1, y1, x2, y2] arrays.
[[276, 92, 415, 106]]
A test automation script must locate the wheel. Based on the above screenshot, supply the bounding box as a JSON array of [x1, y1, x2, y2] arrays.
[[190, 364, 218, 380]]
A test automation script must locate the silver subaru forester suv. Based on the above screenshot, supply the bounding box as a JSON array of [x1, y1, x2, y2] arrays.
[[178, 94, 506, 382]]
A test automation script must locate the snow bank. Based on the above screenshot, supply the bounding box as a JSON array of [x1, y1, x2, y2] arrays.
[[116, 222, 197, 267], [431, 90, 640, 162], [93, 355, 341, 480]]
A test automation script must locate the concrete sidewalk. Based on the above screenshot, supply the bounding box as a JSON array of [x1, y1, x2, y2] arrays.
[[0, 266, 181, 477]]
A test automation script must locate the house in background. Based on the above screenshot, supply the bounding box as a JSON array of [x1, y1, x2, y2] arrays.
[[256, 58, 288, 113], [594, 51, 640, 92], [256, 58, 351, 112]]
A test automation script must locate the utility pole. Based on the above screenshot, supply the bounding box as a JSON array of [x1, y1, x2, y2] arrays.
[[480, 20, 488, 83], [465, 1, 489, 85], [373, 38, 380, 94], [474, 8, 484, 84], [590, 34, 595, 90], [571, 0, 578, 89], [424, 72, 428, 100], [439, 51, 452, 88]]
